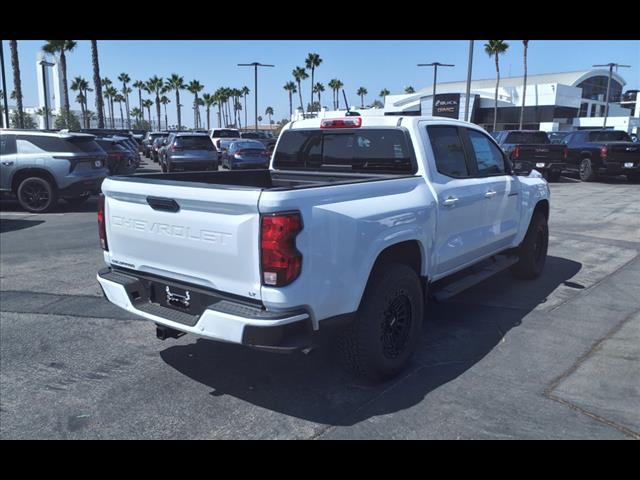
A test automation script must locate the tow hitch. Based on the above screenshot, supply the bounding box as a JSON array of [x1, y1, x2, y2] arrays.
[[156, 324, 185, 340]]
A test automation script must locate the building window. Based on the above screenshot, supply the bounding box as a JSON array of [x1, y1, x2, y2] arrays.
[[579, 103, 588, 117], [590, 104, 598, 117], [599, 105, 605, 117], [577, 76, 623, 103]]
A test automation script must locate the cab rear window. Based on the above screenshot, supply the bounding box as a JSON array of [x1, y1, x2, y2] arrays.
[[273, 128, 415, 174]]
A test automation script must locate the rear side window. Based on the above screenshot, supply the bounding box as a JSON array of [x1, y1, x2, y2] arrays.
[[273, 128, 414, 174], [467, 129, 506, 175], [504, 132, 550, 144], [16, 135, 102, 154], [588, 131, 631, 142], [1, 134, 17, 155], [175, 136, 214, 150], [427, 126, 469, 178]]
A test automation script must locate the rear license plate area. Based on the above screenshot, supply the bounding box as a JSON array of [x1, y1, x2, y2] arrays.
[[150, 281, 206, 315]]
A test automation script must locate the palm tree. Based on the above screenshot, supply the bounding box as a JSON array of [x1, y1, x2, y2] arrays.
[[305, 53, 323, 112], [379, 88, 390, 105], [404, 86, 415, 94], [9, 40, 25, 128], [484, 40, 510, 132], [118, 73, 131, 129], [519, 40, 529, 130], [187, 80, 204, 129], [115, 93, 125, 128], [146, 76, 164, 132], [202, 93, 215, 130], [165, 74, 185, 131], [142, 99, 153, 127], [160, 94, 170, 130], [328, 79, 337, 110], [102, 77, 113, 127], [283, 81, 297, 118], [334, 79, 344, 109], [313, 82, 325, 109], [85, 110, 96, 127], [213, 90, 223, 128], [133, 80, 146, 122], [292, 67, 308, 112], [42, 40, 77, 127], [70, 77, 87, 128], [265, 106, 274, 125], [90, 40, 104, 128], [356, 87, 368, 108], [103, 84, 118, 129], [241, 86, 250, 131], [130, 107, 142, 127]]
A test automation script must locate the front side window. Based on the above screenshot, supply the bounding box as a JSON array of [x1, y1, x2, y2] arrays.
[[427, 126, 469, 178], [467, 129, 506, 175]]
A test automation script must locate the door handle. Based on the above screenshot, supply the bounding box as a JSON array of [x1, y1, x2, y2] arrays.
[[443, 196, 459, 207], [484, 190, 497, 198], [2, 161, 14, 166]]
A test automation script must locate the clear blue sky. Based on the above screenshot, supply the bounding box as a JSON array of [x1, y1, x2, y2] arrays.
[[3, 40, 639, 128]]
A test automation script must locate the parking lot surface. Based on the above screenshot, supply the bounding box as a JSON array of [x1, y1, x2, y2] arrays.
[[1, 166, 639, 439]]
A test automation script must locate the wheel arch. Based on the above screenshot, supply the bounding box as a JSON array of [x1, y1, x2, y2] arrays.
[[11, 168, 58, 194]]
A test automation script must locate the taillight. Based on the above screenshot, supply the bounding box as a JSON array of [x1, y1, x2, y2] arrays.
[[600, 146, 608, 159], [513, 146, 520, 159], [320, 117, 362, 128], [171, 145, 182, 152], [260, 212, 302, 287], [563, 146, 569, 160], [98, 193, 108, 251]]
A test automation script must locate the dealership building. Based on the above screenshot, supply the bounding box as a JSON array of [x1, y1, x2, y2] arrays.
[[382, 69, 640, 134]]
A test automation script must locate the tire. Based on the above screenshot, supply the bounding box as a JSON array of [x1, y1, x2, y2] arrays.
[[579, 157, 597, 182], [16, 176, 58, 213], [510, 211, 548, 280], [63, 195, 90, 206], [338, 262, 424, 382], [545, 170, 561, 182]]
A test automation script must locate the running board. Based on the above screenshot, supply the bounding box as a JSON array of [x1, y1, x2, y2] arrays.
[[431, 254, 519, 302]]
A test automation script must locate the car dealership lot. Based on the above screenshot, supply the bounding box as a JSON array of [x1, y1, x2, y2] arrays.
[[0, 172, 639, 439]]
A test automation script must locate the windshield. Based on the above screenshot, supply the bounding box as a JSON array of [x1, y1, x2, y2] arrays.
[[588, 131, 632, 142], [504, 132, 550, 144]]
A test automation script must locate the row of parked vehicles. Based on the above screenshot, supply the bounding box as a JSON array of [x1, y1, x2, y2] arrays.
[[491, 129, 640, 183], [141, 128, 275, 172]]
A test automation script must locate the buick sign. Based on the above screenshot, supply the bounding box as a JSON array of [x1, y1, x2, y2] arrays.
[[433, 94, 460, 119]]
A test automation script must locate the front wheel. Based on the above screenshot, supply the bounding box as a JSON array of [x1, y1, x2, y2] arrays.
[[511, 211, 548, 280], [16, 177, 58, 213], [338, 262, 424, 382], [579, 158, 597, 182]]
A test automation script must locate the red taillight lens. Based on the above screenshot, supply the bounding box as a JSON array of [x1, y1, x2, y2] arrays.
[[171, 145, 182, 152], [513, 146, 520, 159], [320, 117, 362, 128], [260, 212, 302, 287], [98, 193, 108, 251], [563, 146, 569, 160], [600, 146, 608, 159]]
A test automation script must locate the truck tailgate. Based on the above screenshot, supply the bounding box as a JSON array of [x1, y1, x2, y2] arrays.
[[101, 177, 263, 300]]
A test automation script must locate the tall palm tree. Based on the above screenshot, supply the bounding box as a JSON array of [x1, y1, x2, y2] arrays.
[[115, 93, 125, 128], [42, 40, 77, 127], [118, 73, 131, 129], [187, 80, 204, 129], [130, 107, 142, 127], [160, 94, 170, 130], [328, 79, 337, 110], [202, 93, 215, 131], [305, 53, 322, 112], [133, 80, 146, 122], [292, 67, 308, 112], [234, 100, 242, 129], [85, 110, 96, 127], [71, 76, 87, 128], [379, 88, 390, 105], [9, 40, 25, 128], [356, 87, 368, 108], [165, 74, 185, 131], [313, 82, 325, 109], [241, 86, 250, 131], [90, 40, 104, 128], [484, 39, 510, 132], [102, 77, 112, 126], [265, 106, 274, 125], [213, 90, 223, 128], [519, 40, 529, 130], [142, 99, 153, 128], [404, 86, 415, 94], [283, 81, 297, 118], [334, 79, 344, 109], [146, 76, 164, 132], [104, 84, 117, 129]]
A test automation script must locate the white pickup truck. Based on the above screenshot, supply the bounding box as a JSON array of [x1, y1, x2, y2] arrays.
[[97, 115, 550, 381]]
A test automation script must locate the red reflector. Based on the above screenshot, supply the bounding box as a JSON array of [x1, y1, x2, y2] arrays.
[[563, 146, 569, 160], [513, 146, 520, 159], [98, 193, 108, 251], [260, 212, 302, 287], [320, 117, 362, 128], [600, 146, 608, 158]]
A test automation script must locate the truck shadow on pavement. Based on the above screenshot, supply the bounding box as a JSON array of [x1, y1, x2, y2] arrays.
[[0, 218, 45, 233], [160, 255, 582, 427]]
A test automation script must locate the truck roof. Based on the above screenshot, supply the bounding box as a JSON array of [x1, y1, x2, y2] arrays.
[[286, 115, 485, 131]]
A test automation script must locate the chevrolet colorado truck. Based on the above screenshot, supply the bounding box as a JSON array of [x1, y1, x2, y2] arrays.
[[562, 129, 640, 182], [493, 130, 566, 182], [97, 115, 550, 381]]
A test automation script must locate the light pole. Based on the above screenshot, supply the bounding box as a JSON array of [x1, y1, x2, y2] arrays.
[[39, 59, 55, 130], [418, 61, 455, 115], [592, 63, 630, 128], [0, 41, 9, 128], [465, 41, 474, 122], [238, 62, 274, 131]]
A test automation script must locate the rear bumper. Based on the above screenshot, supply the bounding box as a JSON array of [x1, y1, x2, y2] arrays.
[[97, 267, 313, 351], [598, 159, 640, 174]]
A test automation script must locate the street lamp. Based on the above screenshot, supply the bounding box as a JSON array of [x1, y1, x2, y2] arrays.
[[39, 58, 55, 130], [238, 62, 274, 131], [418, 61, 455, 115], [0, 41, 9, 128], [592, 63, 631, 128]]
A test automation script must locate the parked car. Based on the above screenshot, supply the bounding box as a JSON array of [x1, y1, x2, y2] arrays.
[[220, 140, 270, 170], [240, 130, 277, 152], [562, 129, 640, 182], [209, 128, 241, 151], [1, 129, 108, 213], [143, 131, 169, 157], [151, 135, 169, 163], [493, 130, 566, 181], [95, 138, 137, 175], [161, 133, 219, 172], [97, 115, 550, 381]]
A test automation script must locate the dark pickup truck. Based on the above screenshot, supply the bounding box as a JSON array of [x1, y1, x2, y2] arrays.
[[493, 130, 566, 182], [562, 130, 640, 182]]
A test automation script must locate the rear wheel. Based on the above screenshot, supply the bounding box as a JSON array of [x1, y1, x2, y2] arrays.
[[16, 177, 58, 213], [511, 211, 548, 280], [338, 262, 423, 382], [579, 157, 597, 182]]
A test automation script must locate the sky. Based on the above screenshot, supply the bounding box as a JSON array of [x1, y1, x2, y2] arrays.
[[3, 40, 639, 128]]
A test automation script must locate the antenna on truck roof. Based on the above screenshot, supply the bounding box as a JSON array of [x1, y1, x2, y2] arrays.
[[342, 89, 360, 116]]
